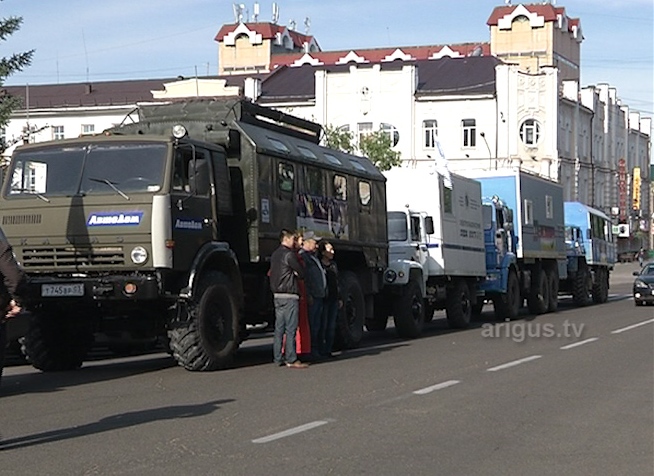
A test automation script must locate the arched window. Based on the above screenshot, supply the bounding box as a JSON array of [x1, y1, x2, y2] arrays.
[[380, 123, 400, 147], [520, 119, 541, 146]]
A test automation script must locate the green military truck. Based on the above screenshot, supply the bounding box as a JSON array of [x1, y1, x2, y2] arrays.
[[0, 99, 387, 372]]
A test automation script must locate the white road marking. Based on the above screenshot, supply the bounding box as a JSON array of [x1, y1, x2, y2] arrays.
[[611, 318, 654, 334], [560, 337, 599, 350], [252, 420, 330, 444], [487, 355, 542, 372], [413, 380, 461, 395]]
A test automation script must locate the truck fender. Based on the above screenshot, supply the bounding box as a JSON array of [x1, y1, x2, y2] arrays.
[[499, 253, 518, 291], [179, 242, 243, 305], [385, 259, 424, 290]]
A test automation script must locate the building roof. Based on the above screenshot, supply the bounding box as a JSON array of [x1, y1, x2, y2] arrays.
[[270, 43, 491, 68], [215, 22, 317, 50], [487, 3, 581, 34], [1, 55, 502, 111], [1, 74, 270, 110]]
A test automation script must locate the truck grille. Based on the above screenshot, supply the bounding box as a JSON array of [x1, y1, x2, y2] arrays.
[[22, 246, 125, 268]]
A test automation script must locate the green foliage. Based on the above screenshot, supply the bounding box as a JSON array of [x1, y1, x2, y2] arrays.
[[323, 125, 401, 171], [323, 124, 355, 154], [0, 12, 34, 138], [359, 130, 402, 171]]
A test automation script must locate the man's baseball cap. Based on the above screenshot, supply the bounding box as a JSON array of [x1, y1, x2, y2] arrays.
[[303, 231, 322, 242]]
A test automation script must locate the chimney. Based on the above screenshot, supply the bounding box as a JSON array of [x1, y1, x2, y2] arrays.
[[244, 77, 262, 101]]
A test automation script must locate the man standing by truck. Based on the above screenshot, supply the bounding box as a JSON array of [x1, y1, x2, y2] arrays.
[[269, 229, 309, 369]]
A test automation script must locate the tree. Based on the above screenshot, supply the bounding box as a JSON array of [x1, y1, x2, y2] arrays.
[[359, 131, 402, 171], [323, 125, 401, 171], [0, 12, 34, 141]]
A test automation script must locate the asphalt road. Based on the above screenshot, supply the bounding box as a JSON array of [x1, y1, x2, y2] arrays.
[[1, 263, 652, 475]]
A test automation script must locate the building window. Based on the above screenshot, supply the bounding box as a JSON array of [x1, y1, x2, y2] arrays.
[[357, 122, 373, 146], [53, 125, 64, 140], [520, 119, 540, 146], [380, 123, 399, 147], [81, 124, 95, 135], [462, 119, 476, 147], [423, 120, 438, 149]]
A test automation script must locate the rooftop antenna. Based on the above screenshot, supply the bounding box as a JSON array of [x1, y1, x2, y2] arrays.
[[505, 0, 511, 4], [272, 2, 279, 24], [289, 19, 296, 31], [233, 3, 244, 23], [304, 17, 311, 35], [253, 2, 259, 22]]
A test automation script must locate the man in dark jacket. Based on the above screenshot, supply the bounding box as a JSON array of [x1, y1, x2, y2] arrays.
[[269, 229, 308, 368], [0, 226, 27, 386]]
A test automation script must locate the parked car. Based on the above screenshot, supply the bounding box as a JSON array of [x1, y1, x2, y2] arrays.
[[632, 262, 654, 306]]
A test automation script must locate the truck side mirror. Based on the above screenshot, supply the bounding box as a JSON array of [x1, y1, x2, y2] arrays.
[[424, 216, 434, 235]]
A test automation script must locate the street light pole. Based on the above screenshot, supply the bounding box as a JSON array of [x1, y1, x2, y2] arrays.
[[480, 131, 493, 170]]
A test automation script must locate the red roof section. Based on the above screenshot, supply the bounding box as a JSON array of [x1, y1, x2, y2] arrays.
[[215, 22, 314, 49], [270, 43, 491, 68], [487, 3, 580, 33]]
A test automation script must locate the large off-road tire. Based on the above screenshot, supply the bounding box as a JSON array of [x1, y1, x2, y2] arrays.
[[0, 322, 6, 388], [547, 266, 559, 312], [335, 271, 365, 349], [572, 261, 591, 307], [493, 270, 521, 321], [21, 312, 93, 372], [446, 279, 472, 329], [168, 271, 240, 371], [527, 268, 550, 315], [393, 279, 425, 338], [592, 267, 609, 304]]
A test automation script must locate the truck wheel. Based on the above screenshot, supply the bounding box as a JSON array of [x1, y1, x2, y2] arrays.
[[0, 322, 6, 388], [169, 271, 240, 371], [335, 271, 365, 348], [393, 279, 425, 338], [493, 270, 521, 321], [527, 268, 549, 315], [592, 268, 609, 304], [547, 267, 559, 312], [446, 279, 472, 329], [572, 261, 591, 306], [21, 312, 93, 372]]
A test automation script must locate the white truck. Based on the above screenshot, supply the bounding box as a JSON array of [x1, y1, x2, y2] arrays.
[[369, 168, 486, 337]]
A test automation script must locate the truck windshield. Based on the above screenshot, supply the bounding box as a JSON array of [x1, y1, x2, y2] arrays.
[[387, 212, 408, 242], [5, 142, 167, 198]]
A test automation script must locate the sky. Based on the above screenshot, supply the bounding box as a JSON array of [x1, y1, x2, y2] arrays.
[[2, 0, 653, 122]]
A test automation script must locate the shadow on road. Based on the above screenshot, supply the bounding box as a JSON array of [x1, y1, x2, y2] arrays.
[[0, 398, 234, 451], [1, 353, 176, 397]]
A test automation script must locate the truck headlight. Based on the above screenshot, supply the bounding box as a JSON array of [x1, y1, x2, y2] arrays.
[[130, 246, 148, 265], [384, 269, 397, 283], [172, 124, 187, 139]]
